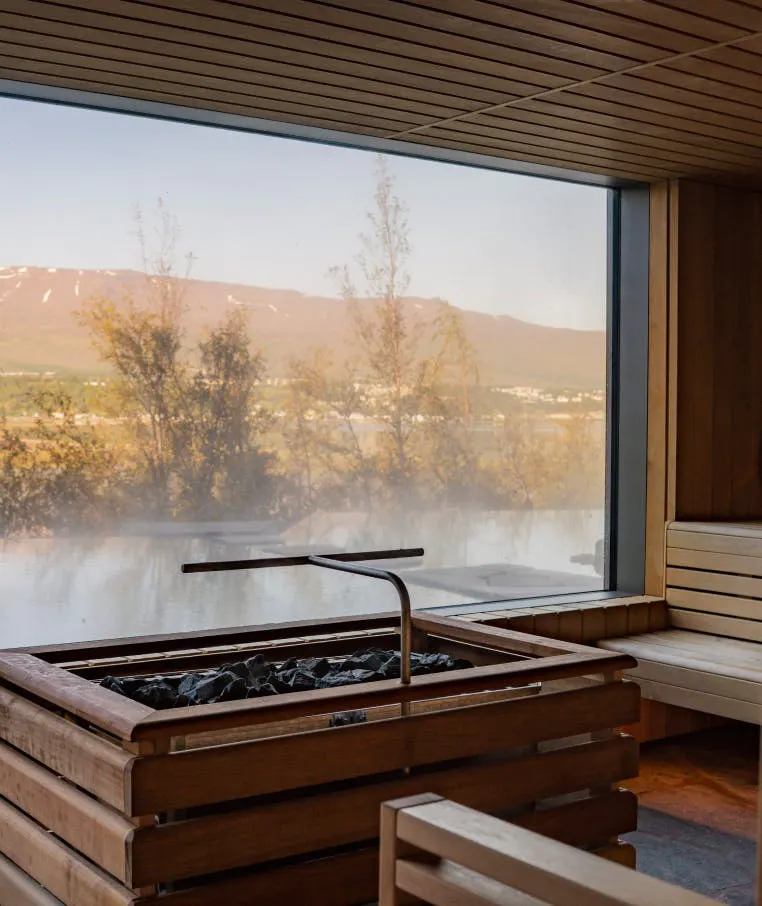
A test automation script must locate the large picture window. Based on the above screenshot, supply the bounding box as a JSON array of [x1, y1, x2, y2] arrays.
[[0, 97, 613, 646]]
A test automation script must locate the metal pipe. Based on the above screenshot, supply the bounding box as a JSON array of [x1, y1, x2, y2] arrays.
[[307, 556, 413, 690], [181, 547, 423, 574]]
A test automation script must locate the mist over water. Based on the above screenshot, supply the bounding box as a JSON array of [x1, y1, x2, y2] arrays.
[[1, 508, 603, 648]]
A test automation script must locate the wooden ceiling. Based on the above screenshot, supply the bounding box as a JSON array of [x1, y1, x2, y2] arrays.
[[4, 1, 762, 185]]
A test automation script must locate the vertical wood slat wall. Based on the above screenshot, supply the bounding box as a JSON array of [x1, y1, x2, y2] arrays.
[[670, 181, 762, 522], [646, 177, 762, 596]]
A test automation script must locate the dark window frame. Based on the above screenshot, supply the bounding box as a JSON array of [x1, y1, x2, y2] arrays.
[[0, 79, 650, 610]]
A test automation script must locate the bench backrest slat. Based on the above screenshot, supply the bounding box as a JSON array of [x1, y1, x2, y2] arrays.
[[666, 522, 762, 640]]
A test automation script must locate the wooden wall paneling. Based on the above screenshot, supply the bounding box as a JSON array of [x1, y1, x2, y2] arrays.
[[674, 180, 716, 519]]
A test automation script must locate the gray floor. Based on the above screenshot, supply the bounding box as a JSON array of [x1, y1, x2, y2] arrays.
[[625, 724, 759, 905]]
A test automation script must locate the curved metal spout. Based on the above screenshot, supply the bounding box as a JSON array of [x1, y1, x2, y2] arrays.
[[307, 556, 413, 688]]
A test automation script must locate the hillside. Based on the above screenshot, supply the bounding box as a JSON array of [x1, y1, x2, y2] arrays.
[[0, 266, 605, 388]]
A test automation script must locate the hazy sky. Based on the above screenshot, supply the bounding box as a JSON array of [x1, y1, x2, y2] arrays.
[[0, 97, 608, 330]]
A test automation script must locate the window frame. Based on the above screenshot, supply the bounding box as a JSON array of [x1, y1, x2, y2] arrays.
[[0, 79, 650, 611]]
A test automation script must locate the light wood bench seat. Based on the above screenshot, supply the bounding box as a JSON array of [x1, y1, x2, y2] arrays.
[[597, 521, 762, 725], [599, 630, 762, 724]]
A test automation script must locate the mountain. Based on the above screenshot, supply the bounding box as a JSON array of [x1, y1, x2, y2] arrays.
[[0, 266, 605, 388]]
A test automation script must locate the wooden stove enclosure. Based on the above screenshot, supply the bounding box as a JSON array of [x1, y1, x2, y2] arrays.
[[0, 613, 638, 905]]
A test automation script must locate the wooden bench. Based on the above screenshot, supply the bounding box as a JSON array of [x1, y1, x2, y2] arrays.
[[379, 793, 719, 906], [598, 522, 762, 725], [595, 521, 762, 906]]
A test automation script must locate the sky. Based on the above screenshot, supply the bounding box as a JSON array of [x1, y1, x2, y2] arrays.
[[0, 97, 609, 330]]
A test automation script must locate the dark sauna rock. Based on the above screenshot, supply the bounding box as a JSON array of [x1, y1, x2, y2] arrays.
[[101, 648, 474, 710], [329, 710, 368, 727], [316, 668, 378, 688], [132, 679, 179, 709]]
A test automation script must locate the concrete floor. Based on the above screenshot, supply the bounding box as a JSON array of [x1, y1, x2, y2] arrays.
[[625, 723, 759, 904]]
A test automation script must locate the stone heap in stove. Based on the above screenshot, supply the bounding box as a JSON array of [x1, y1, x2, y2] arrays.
[[101, 648, 473, 710]]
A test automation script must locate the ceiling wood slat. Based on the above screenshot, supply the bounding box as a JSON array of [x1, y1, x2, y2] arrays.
[[654, 0, 762, 33], [0, 8, 570, 99], [20, 0, 610, 82], [446, 114, 762, 173], [477, 0, 749, 45], [0, 30, 486, 113], [0, 43, 472, 121], [5, 0, 762, 187], [472, 108, 762, 168]]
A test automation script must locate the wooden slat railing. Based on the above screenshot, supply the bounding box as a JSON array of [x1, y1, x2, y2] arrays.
[[380, 794, 721, 906]]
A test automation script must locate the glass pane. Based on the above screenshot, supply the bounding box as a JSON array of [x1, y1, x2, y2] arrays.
[[0, 98, 609, 646]]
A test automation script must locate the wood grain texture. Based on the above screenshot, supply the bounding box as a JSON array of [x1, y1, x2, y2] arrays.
[[129, 735, 637, 884], [0, 798, 137, 906], [667, 547, 762, 577], [0, 653, 150, 739], [9, 3, 762, 183], [0, 742, 134, 881], [671, 182, 762, 519], [0, 685, 132, 811], [666, 587, 762, 621], [393, 796, 714, 906], [0, 853, 64, 906], [129, 683, 640, 814]]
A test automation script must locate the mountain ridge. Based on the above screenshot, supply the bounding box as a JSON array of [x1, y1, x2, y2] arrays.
[[0, 265, 605, 388]]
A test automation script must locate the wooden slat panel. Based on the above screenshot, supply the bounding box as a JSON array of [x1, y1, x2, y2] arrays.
[[622, 658, 762, 705], [1, 1, 599, 88], [668, 609, 762, 642], [140, 847, 380, 906], [0, 853, 63, 906], [0, 742, 133, 881], [444, 0, 746, 46], [574, 0, 760, 38], [309, 0, 701, 61], [394, 795, 710, 906], [431, 114, 745, 174], [402, 133, 661, 183], [666, 587, 762, 621], [129, 735, 637, 885], [0, 686, 132, 812], [0, 28, 486, 111], [0, 40, 470, 120], [420, 125, 712, 179], [0, 10, 556, 105], [131, 650, 635, 743], [0, 66, 407, 135], [603, 629, 762, 672], [667, 547, 762, 577], [130, 683, 640, 814], [396, 858, 545, 906], [0, 799, 137, 906], [629, 677, 762, 723], [668, 527, 762, 557], [57, 0, 632, 75], [0, 54, 441, 128], [502, 105, 762, 167], [512, 97, 762, 166], [666, 566, 762, 599], [0, 653, 150, 740], [669, 522, 762, 536], [19, 613, 398, 661]]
